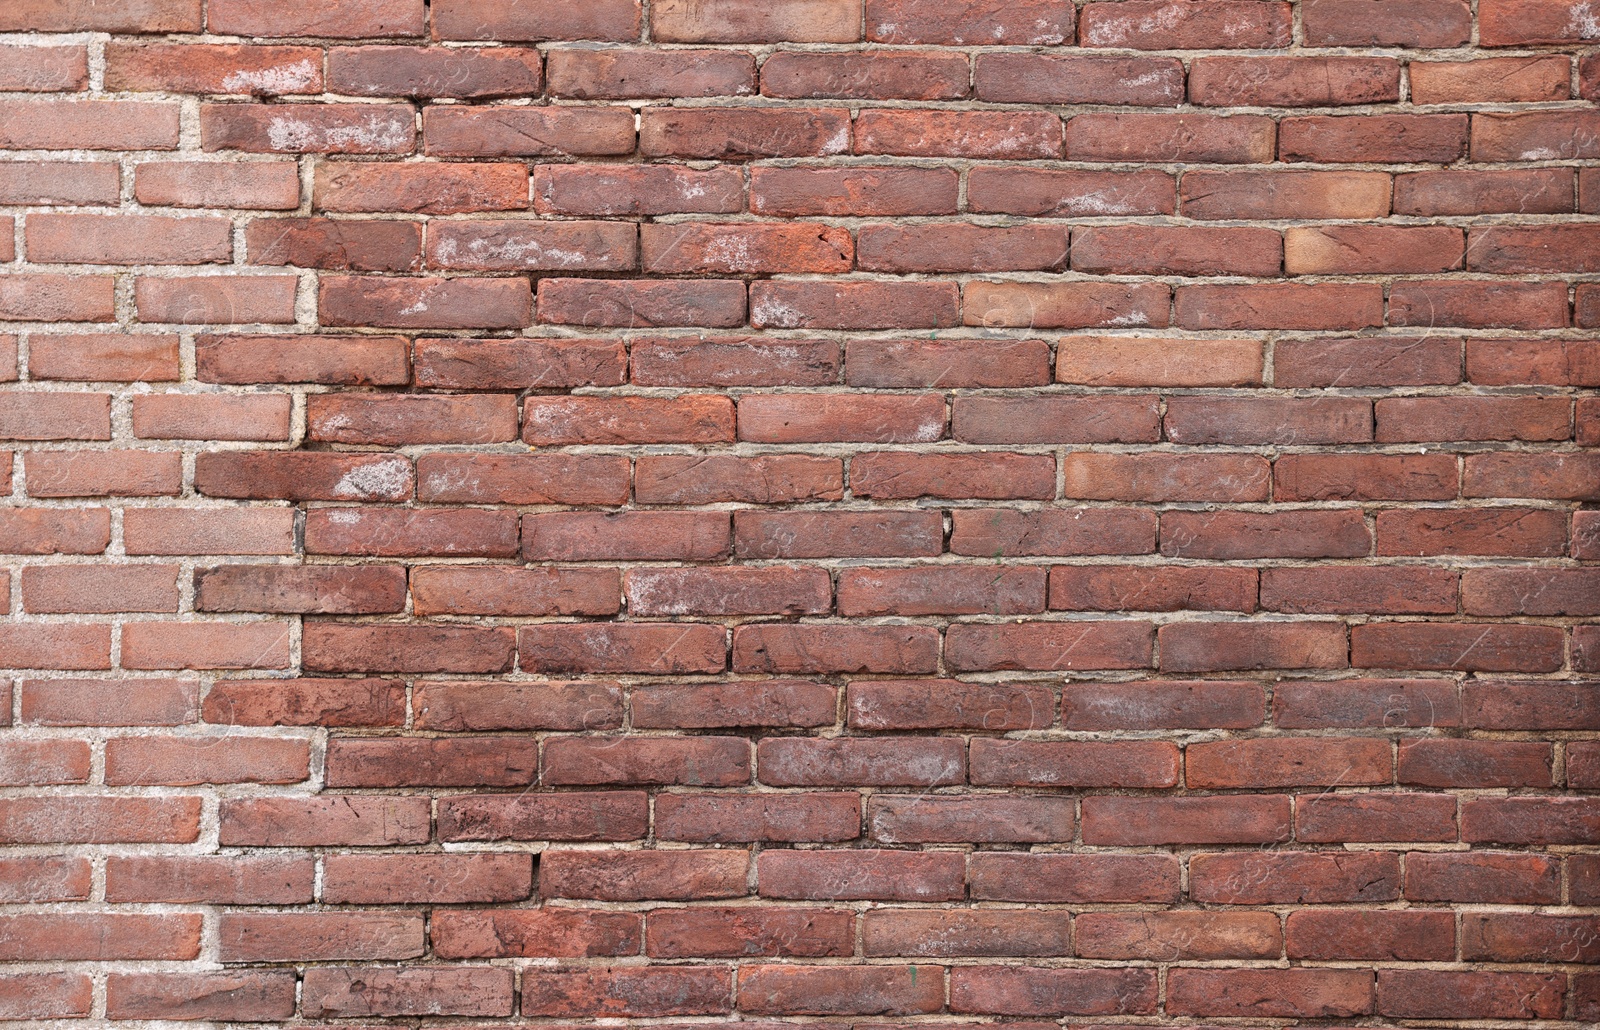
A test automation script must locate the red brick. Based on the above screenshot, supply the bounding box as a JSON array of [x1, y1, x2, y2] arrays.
[[645, 223, 849, 274], [1468, 338, 1600, 386], [220, 797, 422, 847], [437, 792, 647, 842], [1190, 737, 1390, 788], [248, 216, 421, 272], [1286, 224, 1462, 274], [1066, 112, 1275, 162], [539, 164, 744, 215], [1260, 566, 1456, 614], [1282, 114, 1467, 163], [22, 678, 197, 727], [539, 278, 745, 328], [871, 795, 1075, 844], [759, 849, 965, 901], [1191, 850, 1400, 904], [424, 105, 636, 156], [417, 453, 628, 505], [968, 166, 1174, 216], [978, 54, 1182, 106], [1354, 622, 1563, 672], [25, 449, 181, 498], [839, 565, 1044, 616], [753, 280, 959, 329], [326, 736, 535, 787], [1062, 453, 1267, 504], [523, 511, 727, 560], [1176, 283, 1384, 330], [520, 623, 725, 674], [626, 566, 827, 617], [947, 620, 1154, 672], [1168, 968, 1372, 1019], [0, 741, 88, 786], [1298, 792, 1458, 842], [202, 103, 414, 154], [430, 219, 637, 272], [867, 0, 1073, 44], [197, 334, 409, 385], [433, 909, 637, 958], [1463, 568, 1600, 616], [1075, 225, 1280, 276], [28, 334, 181, 382], [643, 107, 849, 159], [1377, 507, 1566, 557], [1466, 680, 1600, 730], [651, 907, 851, 958], [432, 0, 640, 40], [951, 967, 1157, 1016], [0, 161, 118, 205], [0, 0, 200, 32], [321, 275, 529, 329], [957, 395, 1160, 443], [107, 43, 322, 94], [0, 974, 90, 1020], [330, 45, 543, 98], [0, 913, 199, 961], [633, 336, 835, 387], [973, 739, 1179, 787], [849, 338, 1049, 388], [949, 507, 1155, 556], [1182, 169, 1391, 219], [1159, 621, 1348, 672], [208, 0, 423, 36], [304, 623, 515, 674], [1275, 453, 1458, 501], [1392, 279, 1571, 329], [736, 510, 941, 557], [316, 162, 525, 215], [855, 109, 1063, 159], [545, 736, 747, 786], [552, 46, 752, 98], [1481, 0, 1600, 44], [766, 50, 968, 100], [1082, 0, 1290, 47], [303, 967, 513, 1019], [522, 967, 730, 1018], [1463, 796, 1600, 844], [0, 624, 110, 670], [1303, 0, 1471, 46], [136, 274, 299, 324], [1078, 911, 1280, 959], [741, 393, 944, 443], [634, 681, 834, 729], [106, 972, 296, 1021], [860, 223, 1067, 272], [542, 848, 746, 900], [22, 565, 178, 614], [740, 965, 944, 1015], [414, 681, 621, 732], [656, 792, 860, 843], [1396, 168, 1573, 215], [203, 677, 403, 727], [736, 624, 939, 674], [1412, 852, 1562, 905], [1412, 56, 1572, 103], [759, 737, 963, 787], [0, 796, 199, 844], [1377, 971, 1564, 1021], [757, 166, 957, 217], [1466, 452, 1600, 500], [123, 508, 291, 555], [0, 100, 180, 150], [1062, 679, 1264, 728], [1162, 510, 1370, 560], [1192, 56, 1399, 106]]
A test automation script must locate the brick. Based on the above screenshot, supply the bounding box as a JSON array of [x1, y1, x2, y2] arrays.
[[248, 216, 421, 272], [208, 0, 424, 36], [1377, 971, 1564, 1021], [1468, 338, 1600, 386], [759, 849, 965, 901], [1062, 453, 1268, 503], [1463, 569, 1600, 617], [627, 566, 829, 616], [1396, 168, 1573, 215], [643, 107, 849, 159], [309, 393, 517, 445], [1412, 56, 1572, 103], [766, 50, 968, 100], [741, 393, 943, 443], [1481, 0, 1600, 44], [22, 565, 178, 614], [430, 219, 637, 271], [650, 907, 851, 958], [1074, 225, 1281, 276], [1191, 56, 1399, 106], [418, 454, 628, 505], [105, 856, 305, 906], [1261, 566, 1455, 616], [1063, 680, 1264, 728], [736, 624, 939, 674], [106, 43, 322, 94], [1463, 796, 1600, 844], [1168, 968, 1372, 1018], [520, 623, 726, 674], [305, 507, 517, 558], [1286, 224, 1462, 274], [542, 848, 746, 899], [106, 972, 296, 1021], [855, 109, 1063, 159], [849, 338, 1050, 388], [24, 449, 181, 497], [523, 511, 728, 560], [1298, 792, 1458, 842], [202, 798, 405, 846], [544, 736, 748, 786], [1191, 850, 1400, 904], [760, 737, 964, 787], [969, 166, 1174, 216], [539, 278, 745, 328], [1190, 738, 1390, 788], [132, 393, 291, 440], [1162, 510, 1370, 559], [22, 678, 197, 726], [1176, 283, 1384, 330], [859, 223, 1067, 272], [736, 510, 940, 557], [123, 508, 292, 555], [0, 741, 89, 785], [633, 336, 836, 387], [316, 162, 526, 214], [416, 337, 625, 389], [432, 0, 639, 40], [204, 677, 404, 726], [1302, 0, 1471, 46], [978, 54, 1182, 106], [740, 965, 944, 1014], [1274, 679, 1460, 729], [136, 162, 298, 210], [0, 913, 199, 961], [553, 47, 753, 98], [320, 275, 529, 329], [950, 967, 1157, 1016], [644, 222, 848, 274], [538, 164, 744, 215], [0, 100, 180, 150], [1474, 111, 1600, 161], [1078, 911, 1280, 959], [1082, 0, 1290, 48], [1274, 453, 1458, 501], [1066, 112, 1274, 162], [437, 792, 647, 842], [413, 567, 618, 617], [0, 796, 199, 844], [947, 620, 1154, 671], [0, 973, 90, 1020], [424, 106, 636, 157], [330, 45, 543, 98], [1465, 452, 1600, 500], [522, 967, 730, 1018], [753, 280, 959, 329], [136, 274, 299, 324], [872, 795, 1074, 844], [1465, 680, 1600, 729], [972, 739, 1179, 787], [634, 681, 835, 729], [303, 967, 513, 1018], [957, 395, 1160, 443], [1058, 336, 1261, 387], [433, 909, 638, 958], [1401, 738, 1552, 788], [326, 736, 536, 787], [414, 681, 621, 731], [1182, 169, 1390, 219], [0, 161, 119, 206], [839, 565, 1045, 615], [196, 452, 413, 502], [949, 507, 1156, 556], [202, 103, 413, 154], [867, 0, 1073, 44], [1354, 623, 1563, 672], [656, 792, 860, 842], [1159, 621, 1348, 672], [304, 623, 515, 674], [0, 275, 116, 323], [1377, 507, 1566, 557], [753, 165, 956, 216], [0, 507, 110, 552]]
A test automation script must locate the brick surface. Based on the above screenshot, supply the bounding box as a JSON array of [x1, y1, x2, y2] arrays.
[[0, 5, 1594, 1026]]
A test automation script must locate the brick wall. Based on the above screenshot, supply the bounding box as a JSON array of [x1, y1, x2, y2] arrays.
[[1, 0, 1598, 1023]]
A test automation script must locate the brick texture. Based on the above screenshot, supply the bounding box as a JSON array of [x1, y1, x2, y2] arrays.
[[0, 1, 1595, 1026]]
